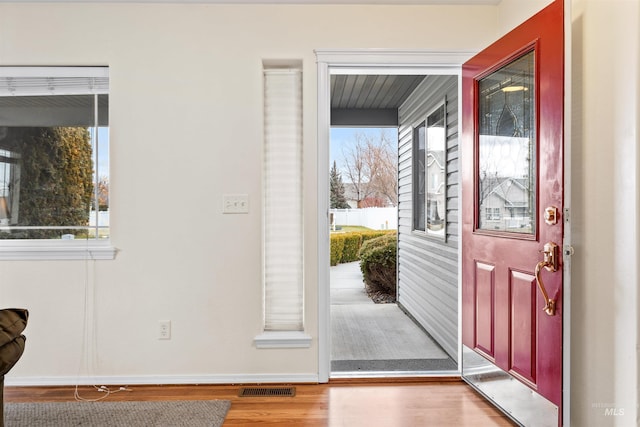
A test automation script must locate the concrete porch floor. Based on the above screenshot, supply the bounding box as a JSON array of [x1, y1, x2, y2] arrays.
[[330, 261, 457, 375]]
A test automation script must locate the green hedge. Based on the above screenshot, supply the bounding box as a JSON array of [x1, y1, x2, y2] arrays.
[[330, 234, 346, 266], [330, 229, 395, 266], [341, 233, 363, 263], [358, 233, 397, 295]]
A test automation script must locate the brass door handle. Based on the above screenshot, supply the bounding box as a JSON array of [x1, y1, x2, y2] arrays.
[[535, 242, 559, 316]]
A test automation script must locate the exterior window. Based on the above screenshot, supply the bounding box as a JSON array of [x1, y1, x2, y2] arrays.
[[412, 122, 426, 231], [0, 146, 18, 226], [413, 101, 447, 237], [486, 207, 501, 220], [425, 102, 446, 238], [0, 67, 112, 259]]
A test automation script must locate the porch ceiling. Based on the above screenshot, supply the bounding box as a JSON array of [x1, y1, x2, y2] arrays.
[[330, 74, 425, 127]]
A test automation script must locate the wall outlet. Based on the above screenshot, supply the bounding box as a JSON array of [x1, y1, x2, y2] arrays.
[[158, 320, 171, 340], [223, 194, 249, 214]]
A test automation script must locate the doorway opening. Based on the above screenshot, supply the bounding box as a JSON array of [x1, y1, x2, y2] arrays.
[[322, 68, 463, 378]]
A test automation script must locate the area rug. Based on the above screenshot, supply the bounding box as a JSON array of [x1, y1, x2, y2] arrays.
[[4, 400, 231, 427]]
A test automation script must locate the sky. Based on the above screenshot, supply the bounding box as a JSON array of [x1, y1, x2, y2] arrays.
[[330, 127, 398, 173], [92, 126, 109, 179]]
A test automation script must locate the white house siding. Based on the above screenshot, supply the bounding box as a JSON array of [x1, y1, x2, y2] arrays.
[[397, 75, 458, 360]]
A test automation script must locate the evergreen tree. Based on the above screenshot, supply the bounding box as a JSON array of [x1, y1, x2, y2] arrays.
[[330, 161, 350, 209], [1, 127, 94, 239]]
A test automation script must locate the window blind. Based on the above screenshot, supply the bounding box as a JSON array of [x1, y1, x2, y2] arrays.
[[0, 67, 109, 97], [263, 68, 304, 331]]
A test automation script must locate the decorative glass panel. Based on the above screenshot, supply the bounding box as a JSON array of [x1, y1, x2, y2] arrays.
[[477, 51, 535, 234]]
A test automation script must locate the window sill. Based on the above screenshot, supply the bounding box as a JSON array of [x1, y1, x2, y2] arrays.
[[0, 240, 117, 261], [254, 331, 312, 349]]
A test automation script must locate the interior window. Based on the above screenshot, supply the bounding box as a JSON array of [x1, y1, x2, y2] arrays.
[[0, 68, 109, 241]]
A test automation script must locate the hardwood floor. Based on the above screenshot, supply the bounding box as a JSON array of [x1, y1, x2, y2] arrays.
[[4, 378, 516, 426]]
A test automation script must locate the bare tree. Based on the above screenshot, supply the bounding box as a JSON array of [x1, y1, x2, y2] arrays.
[[341, 130, 397, 207], [342, 133, 370, 207], [369, 131, 398, 206], [95, 176, 109, 211]]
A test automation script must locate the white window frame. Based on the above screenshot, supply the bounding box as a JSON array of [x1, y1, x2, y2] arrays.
[[412, 120, 426, 233], [0, 66, 115, 261], [424, 99, 447, 241]]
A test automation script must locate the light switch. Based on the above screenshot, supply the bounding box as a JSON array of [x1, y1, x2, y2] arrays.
[[223, 194, 249, 214]]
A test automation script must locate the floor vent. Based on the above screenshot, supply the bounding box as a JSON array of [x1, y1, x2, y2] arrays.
[[238, 386, 296, 397]]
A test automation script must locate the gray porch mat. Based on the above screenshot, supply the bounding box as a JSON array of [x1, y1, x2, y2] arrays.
[[332, 357, 457, 372]]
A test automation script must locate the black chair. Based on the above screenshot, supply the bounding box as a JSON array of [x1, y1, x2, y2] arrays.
[[0, 309, 28, 427]]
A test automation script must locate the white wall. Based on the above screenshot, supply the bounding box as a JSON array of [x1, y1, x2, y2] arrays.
[[496, 0, 553, 35], [569, 1, 639, 425], [0, 3, 497, 384]]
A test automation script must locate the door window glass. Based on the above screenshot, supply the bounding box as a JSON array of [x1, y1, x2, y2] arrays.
[[477, 51, 535, 234]]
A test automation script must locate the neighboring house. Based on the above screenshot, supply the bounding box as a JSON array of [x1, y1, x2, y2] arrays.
[[342, 182, 395, 208], [342, 182, 359, 208], [479, 176, 532, 231]]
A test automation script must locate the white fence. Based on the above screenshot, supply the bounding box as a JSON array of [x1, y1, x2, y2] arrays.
[[330, 207, 397, 231], [89, 210, 109, 227]]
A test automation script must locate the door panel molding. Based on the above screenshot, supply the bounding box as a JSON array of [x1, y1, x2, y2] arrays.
[[474, 261, 495, 358], [509, 270, 537, 387]]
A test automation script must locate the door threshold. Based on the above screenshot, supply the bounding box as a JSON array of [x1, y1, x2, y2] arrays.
[[330, 370, 460, 381]]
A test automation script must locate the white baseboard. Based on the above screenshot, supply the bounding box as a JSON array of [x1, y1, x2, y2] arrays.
[[4, 373, 319, 387]]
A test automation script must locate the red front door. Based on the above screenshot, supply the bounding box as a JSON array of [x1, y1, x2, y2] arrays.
[[461, 1, 564, 426]]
